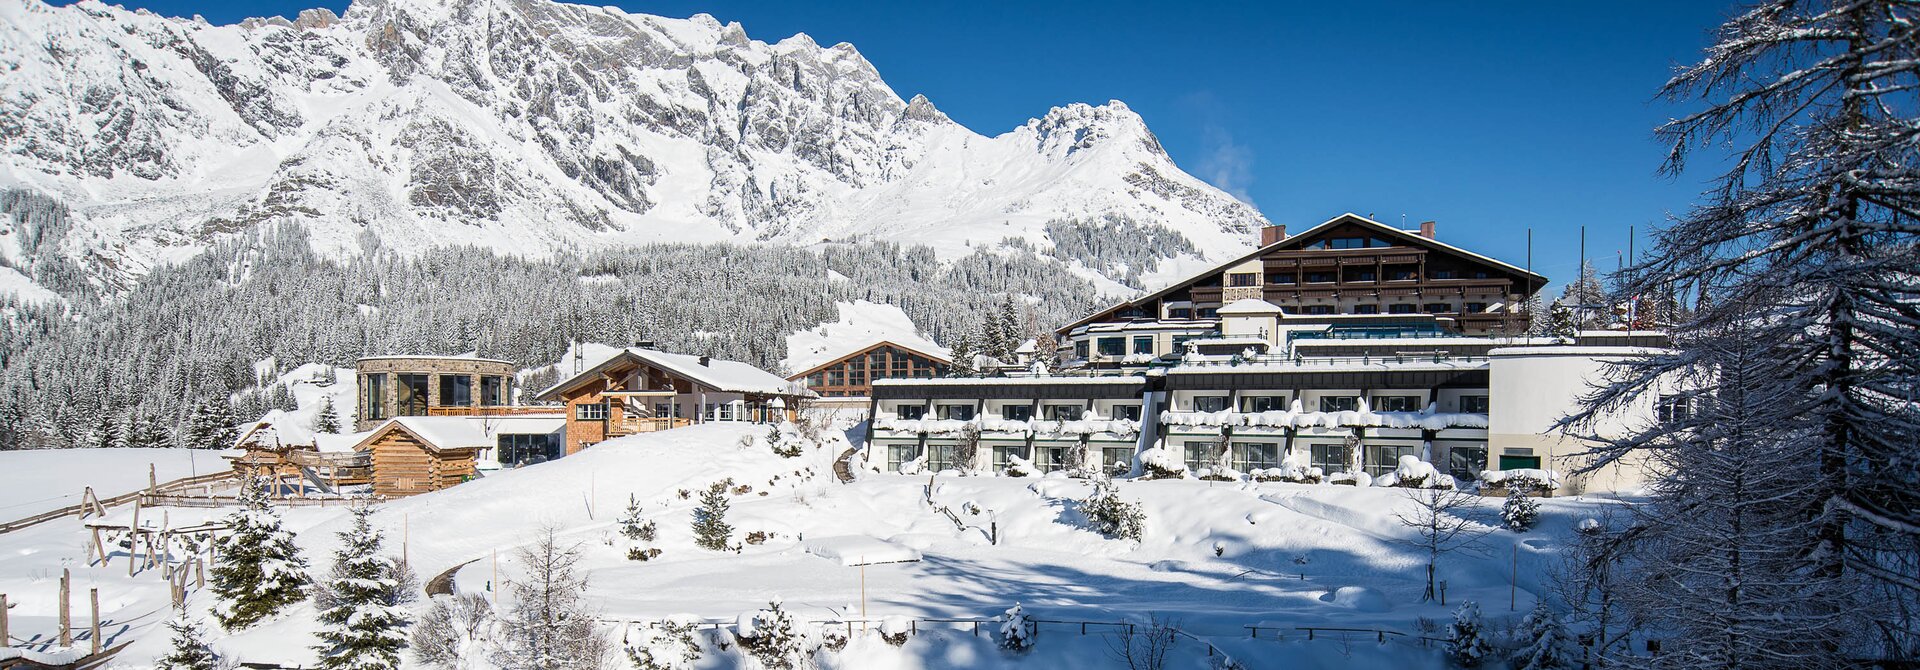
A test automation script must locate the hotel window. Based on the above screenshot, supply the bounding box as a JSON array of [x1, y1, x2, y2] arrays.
[[1447, 446, 1487, 481], [1192, 395, 1230, 413], [1389, 304, 1418, 314], [1385, 266, 1419, 281], [1232, 442, 1281, 471], [1302, 305, 1335, 315], [1343, 268, 1376, 282], [937, 404, 975, 421], [1430, 269, 1458, 279], [1183, 440, 1222, 471], [1132, 336, 1154, 355], [1319, 396, 1359, 412], [1310, 443, 1351, 474], [1267, 273, 1296, 285], [1002, 405, 1034, 421], [1365, 444, 1418, 477], [807, 373, 824, 387], [1655, 394, 1693, 422], [1353, 304, 1380, 314], [575, 401, 608, 421], [397, 374, 430, 416], [828, 370, 846, 386], [992, 445, 1030, 471], [1460, 395, 1491, 414], [1171, 335, 1200, 353], [1169, 308, 1193, 319], [439, 375, 472, 406], [1097, 337, 1126, 356], [1424, 303, 1453, 313], [1104, 447, 1134, 474], [1197, 308, 1218, 318], [927, 445, 961, 472], [364, 374, 387, 420], [1043, 405, 1083, 421], [890, 353, 912, 376], [1074, 341, 1090, 359], [1111, 404, 1142, 421], [887, 444, 919, 473], [1372, 395, 1422, 412], [1465, 302, 1488, 313], [498, 432, 560, 465], [653, 402, 676, 418], [480, 375, 507, 406], [896, 405, 926, 420], [1240, 395, 1287, 413], [1228, 272, 1260, 287], [1037, 446, 1071, 472], [1304, 271, 1335, 283]]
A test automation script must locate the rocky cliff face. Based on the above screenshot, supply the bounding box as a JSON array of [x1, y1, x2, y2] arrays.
[[0, 0, 1267, 292]]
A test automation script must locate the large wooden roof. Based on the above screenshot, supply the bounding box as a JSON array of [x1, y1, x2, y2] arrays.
[[1057, 213, 1549, 335]]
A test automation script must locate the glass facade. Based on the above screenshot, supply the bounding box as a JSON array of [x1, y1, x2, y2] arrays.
[[397, 374, 430, 416]]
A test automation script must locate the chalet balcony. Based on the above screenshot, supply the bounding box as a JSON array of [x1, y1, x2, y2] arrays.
[[609, 416, 693, 437], [427, 405, 565, 417]]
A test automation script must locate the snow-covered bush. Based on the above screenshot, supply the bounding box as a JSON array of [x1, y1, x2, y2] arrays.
[[1503, 489, 1541, 532], [897, 455, 926, 476], [999, 603, 1034, 651], [1375, 455, 1455, 489], [627, 547, 663, 561], [1251, 465, 1322, 484], [1328, 471, 1374, 487], [1510, 603, 1572, 670], [735, 599, 806, 670], [626, 618, 703, 670], [1479, 469, 1559, 494], [1006, 454, 1038, 477], [1196, 466, 1241, 482], [764, 423, 806, 458], [1081, 481, 1146, 541], [878, 615, 912, 646], [1136, 447, 1188, 480], [619, 499, 656, 544], [211, 477, 310, 630], [1447, 601, 1493, 667], [155, 618, 219, 670], [692, 483, 733, 551], [412, 592, 494, 668]]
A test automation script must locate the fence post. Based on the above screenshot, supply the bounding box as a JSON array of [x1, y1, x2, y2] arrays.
[[1, 593, 9, 647], [59, 569, 71, 647], [89, 588, 100, 655]]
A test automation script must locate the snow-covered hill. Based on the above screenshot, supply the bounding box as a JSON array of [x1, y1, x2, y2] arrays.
[[0, 0, 1267, 293]]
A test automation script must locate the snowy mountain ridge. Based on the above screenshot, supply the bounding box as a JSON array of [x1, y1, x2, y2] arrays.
[[0, 0, 1268, 293]]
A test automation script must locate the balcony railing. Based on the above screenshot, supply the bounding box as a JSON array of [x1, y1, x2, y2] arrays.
[[610, 417, 693, 436], [427, 405, 564, 417]]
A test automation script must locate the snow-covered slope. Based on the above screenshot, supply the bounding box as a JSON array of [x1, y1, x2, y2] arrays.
[[0, 0, 1267, 292], [781, 300, 950, 375]]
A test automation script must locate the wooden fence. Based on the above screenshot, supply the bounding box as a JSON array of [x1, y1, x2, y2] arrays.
[[0, 470, 237, 536]]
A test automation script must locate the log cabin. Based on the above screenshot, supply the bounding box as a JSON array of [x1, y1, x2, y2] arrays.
[[349, 415, 563, 496]]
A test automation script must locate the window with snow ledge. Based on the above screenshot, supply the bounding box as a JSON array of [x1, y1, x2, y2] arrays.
[[1097, 337, 1125, 357], [1043, 405, 1083, 421], [1460, 395, 1490, 414], [938, 404, 975, 421], [897, 405, 926, 420], [1371, 395, 1422, 412], [1192, 396, 1230, 413], [1002, 405, 1033, 421], [1319, 396, 1359, 413], [1240, 395, 1287, 413]]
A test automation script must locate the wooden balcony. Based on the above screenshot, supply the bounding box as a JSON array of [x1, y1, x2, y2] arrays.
[[426, 405, 563, 417], [609, 417, 692, 437]]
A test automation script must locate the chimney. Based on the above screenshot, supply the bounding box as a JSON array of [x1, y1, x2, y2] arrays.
[[698, 355, 711, 367], [1260, 224, 1288, 246], [633, 340, 655, 349], [1418, 221, 1436, 239]]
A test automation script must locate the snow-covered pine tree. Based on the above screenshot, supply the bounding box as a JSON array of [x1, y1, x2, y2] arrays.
[[313, 505, 413, 670], [1558, 260, 1610, 330], [154, 617, 220, 670], [618, 497, 647, 542], [736, 599, 804, 670], [691, 483, 732, 551], [1502, 488, 1540, 532], [89, 412, 121, 450], [211, 477, 309, 630], [995, 296, 1021, 360], [183, 397, 240, 450], [1511, 603, 1572, 670], [998, 603, 1034, 651], [1565, 0, 1920, 659], [1446, 601, 1492, 667], [495, 528, 608, 670], [1543, 300, 1578, 340], [947, 327, 979, 378], [313, 396, 341, 434]]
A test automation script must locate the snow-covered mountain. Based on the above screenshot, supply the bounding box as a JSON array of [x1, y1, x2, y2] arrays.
[[0, 0, 1267, 292]]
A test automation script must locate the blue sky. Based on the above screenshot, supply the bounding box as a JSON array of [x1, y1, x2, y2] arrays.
[[60, 0, 1739, 290]]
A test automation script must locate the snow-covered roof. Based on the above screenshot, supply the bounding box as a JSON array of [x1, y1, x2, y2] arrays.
[[871, 376, 1145, 386], [316, 430, 373, 453], [1486, 345, 1669, 358], [1186, 337, 1269, 346], [1217, 299, 1282, 315], [357, 416, 566, 453], [782, 301, 951, 375], [356, 353, 514, 365], [233, 412, 316, 449], [536, 346, 812, 399]]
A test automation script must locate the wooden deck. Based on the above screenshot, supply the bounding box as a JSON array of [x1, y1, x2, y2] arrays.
[[609, 417, 692, 437]]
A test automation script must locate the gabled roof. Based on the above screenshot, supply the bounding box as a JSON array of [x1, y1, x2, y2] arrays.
[[353, 416, 566, 454], [786, 339, 953, 381], [1057, 213, 1550, 334], [534, 347, 813, 401]]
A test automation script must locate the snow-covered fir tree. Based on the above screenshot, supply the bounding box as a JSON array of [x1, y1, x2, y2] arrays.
[[993, 296, 1021, 361], [1565, 0, 1920, 660], [313, 505, 413, 670], [618, 497, 648, 542], [154, 617, 220, 670], [691, 484, 732, 551], [495, 529, 608, 670], [998, 603, 1034, 651], [1543, 300, 1578, 340], [736, 598, 804, 670], [183, 397, 239, 450], [1446, 601, 1492, 667], [946, 324, 979, 377], [1502, 489, 1540, 533], [210, 476, 309, 630], [313, 396, 341, 434], [1511, 603, 1572, 670]]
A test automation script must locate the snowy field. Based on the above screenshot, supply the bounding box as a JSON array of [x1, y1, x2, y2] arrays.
[[0, 425, 1624, 668], [0, 448, 225, 520]]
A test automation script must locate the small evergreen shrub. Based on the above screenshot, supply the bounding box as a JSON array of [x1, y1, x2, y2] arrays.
[[1081, 481, 1146, 541]]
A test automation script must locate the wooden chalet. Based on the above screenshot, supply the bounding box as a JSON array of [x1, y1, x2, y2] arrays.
[[228, 417, 371, 494], [350, 418, 483, 497], [533, 347, 815, 454], [1060, 213, 1549, 338], [788, 340, 951, 400]]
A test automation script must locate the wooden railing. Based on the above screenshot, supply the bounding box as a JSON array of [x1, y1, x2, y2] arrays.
[[425, 406, 563, 417], [610, 417, 691, 436], [0, 470, 237, 535]]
